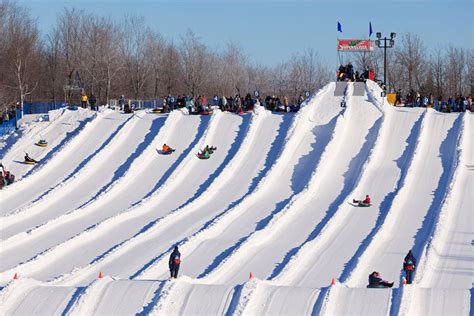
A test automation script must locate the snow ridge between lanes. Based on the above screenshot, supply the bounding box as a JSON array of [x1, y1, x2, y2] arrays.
[[0, 109, 105, 202], [0, 108, 70, 166], [0, 111, 215, 285], [1, 111, 142, 235], [1, 112, 179, 253], [128, 107, 271, 279], [270, 85, 383, 286], [67, 276, 114, 316], [199, 97, 345, 284], [413, 112, 469, 288], [136, 84, 333, 280], [398, 113, 468, 316]]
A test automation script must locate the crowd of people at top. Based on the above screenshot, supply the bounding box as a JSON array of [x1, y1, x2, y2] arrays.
[[337, 63, 373, 82], [395, 91, 472, 112], [110, 92, 308, 114]]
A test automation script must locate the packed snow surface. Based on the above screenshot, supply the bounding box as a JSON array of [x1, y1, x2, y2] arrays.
[[0, 82, 472, 315]]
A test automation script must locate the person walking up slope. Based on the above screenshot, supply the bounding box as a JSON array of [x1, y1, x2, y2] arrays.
[[169, 246, 181, 279], [403, 250, 416, 284]]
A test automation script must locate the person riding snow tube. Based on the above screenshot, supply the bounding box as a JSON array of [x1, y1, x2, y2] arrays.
[[124, 104, 133, 114], [367, 271, 393, 288], [353, 195, 371, 207], [24, 153, 38, 165], [0, 164, 14, 187], [36, 139, 48, 147], [204, 145, 217, 155], [160, 144, 175, 155], [197, 150, 210, 159]]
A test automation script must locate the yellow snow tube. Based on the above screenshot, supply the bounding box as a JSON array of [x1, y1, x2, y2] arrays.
[[24, 160, 36, 165], [152, 108, 162, 113], [36, 142, 48, 147]]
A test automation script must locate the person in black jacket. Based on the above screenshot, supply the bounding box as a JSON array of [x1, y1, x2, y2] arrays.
[[169, 246, 181, 279], [89, 94, 97, 111], [403, 250, 416, 284]]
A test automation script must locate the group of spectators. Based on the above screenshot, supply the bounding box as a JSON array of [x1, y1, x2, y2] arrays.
[[80, 92, 98, 111], [0, 104, 19, 124], [263, 94, 306, 112], [337, 63, 373, 82], [395, 91, 473, 112], [157, 94, 258, 114], [115, 92, 307, 115]]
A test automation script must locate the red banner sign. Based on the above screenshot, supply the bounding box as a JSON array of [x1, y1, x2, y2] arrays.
[[337, 39, 374, 52]]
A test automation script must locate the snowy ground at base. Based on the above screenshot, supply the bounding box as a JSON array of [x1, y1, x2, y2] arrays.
[[0, 82, 472, 315]]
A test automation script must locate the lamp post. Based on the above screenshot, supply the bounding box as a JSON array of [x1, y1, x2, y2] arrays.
[[375, 32, 396, 90]]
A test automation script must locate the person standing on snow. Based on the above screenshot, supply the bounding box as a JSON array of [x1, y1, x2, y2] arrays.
[[81, 93, 89, 108], [89, 94, 97, 111], [169, 246, 181, 279], [118, 95, 125, 110], [403, 250, 416, 284]]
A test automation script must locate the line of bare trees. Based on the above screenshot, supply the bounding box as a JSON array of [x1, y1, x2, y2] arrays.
[[1, 1, 472, 116], [0, 2, 330, 114], [353, 33, 473, 98]]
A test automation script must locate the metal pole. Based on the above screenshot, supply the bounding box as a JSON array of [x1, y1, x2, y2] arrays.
[[384, 38, 387, 90]]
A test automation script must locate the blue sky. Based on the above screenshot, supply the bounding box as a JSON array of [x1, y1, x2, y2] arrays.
[[19, 0, 474, 67]]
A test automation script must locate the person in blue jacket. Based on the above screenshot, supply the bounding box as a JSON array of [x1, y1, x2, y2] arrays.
[[403, 250, 416, 284], [169, 246, 181, 279]]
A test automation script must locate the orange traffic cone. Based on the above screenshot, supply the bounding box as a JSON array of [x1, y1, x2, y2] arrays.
[[331, 277, 336, 286], [249, 272, 253, 279], [402, 277, 407, 286], [13, 272, 18, 280], [98, 271, 103, 279]]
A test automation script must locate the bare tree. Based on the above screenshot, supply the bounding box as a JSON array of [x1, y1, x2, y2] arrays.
[[430, 46, 445, 98], [445, 46, 466, 97], [220, 42, 248, 96], [120, 15, 152, 99], [55, 9, 86, 101], [395, 33, 426, 92], [468, 50, 474, 96], [44, 32, 61, 102], [179, 30, 211, 97], [146, 32, 166, 99], [159, 42, 181, 96], [3, 3, 41, 109]]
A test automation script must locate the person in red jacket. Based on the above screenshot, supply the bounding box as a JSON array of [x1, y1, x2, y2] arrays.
[[353, 195, 371, 206]]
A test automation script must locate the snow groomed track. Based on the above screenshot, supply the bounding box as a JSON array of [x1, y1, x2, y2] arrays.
[[0, 81, 472, 315]]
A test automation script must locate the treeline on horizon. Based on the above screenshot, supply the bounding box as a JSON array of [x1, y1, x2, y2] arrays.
[[0, 0, 472, 113]]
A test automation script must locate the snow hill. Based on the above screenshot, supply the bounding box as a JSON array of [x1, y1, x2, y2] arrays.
[[0, 81, 472, 315]]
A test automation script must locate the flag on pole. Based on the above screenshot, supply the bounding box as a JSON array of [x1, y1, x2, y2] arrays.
[[369, 22, 373, 37], [337, 22, 342, 33]]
